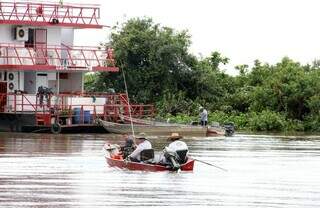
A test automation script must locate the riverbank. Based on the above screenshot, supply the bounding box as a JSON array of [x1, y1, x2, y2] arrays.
[[161, 110, 319, 133]]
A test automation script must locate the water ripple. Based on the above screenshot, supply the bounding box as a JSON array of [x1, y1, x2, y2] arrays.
[[0, 133, 320, 207]]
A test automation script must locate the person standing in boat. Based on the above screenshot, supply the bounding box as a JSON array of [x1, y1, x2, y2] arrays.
[[200, 107, 208, 126], [127, 132, 152, 162], [120, 133, 135, 158]]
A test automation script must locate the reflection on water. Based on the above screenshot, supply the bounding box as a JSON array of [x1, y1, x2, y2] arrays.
[[0, 133, 320, 207]]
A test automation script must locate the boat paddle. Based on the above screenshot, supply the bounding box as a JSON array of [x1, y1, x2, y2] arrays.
[[194, 159, 228, 172]]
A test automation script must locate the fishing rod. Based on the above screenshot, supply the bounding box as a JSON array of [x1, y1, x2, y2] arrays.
[[121, 69, 135, 137], [194, 159, 228, 172]]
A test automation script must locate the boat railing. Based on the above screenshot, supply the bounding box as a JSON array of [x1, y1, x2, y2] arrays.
[[0, 92, 155, 126], [51, 104, 155, 126], [0, 1, 103, 28], [0, 44, 118, 72]]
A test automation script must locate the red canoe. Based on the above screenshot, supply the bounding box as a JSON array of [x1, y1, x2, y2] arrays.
[[105, 155, 195, 171]]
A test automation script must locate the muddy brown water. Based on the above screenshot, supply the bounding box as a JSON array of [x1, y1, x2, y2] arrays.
[[0, 133, 320, 207]]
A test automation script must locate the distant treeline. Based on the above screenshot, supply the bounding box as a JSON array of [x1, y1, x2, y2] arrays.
[[85, 17, 320, 132]]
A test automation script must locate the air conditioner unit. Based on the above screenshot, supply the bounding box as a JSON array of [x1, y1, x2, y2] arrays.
[[15, 27, 28, 41], [8, 82, 15, 92], [7, 72, 16, 92], [8, 72, 14, 81]]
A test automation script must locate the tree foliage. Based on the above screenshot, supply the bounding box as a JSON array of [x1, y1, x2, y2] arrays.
[[99, 18, 197, 104], [85, 17, 320, 131]]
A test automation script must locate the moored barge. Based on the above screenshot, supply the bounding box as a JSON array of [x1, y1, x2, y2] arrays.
[[0, 1, 154, 133]]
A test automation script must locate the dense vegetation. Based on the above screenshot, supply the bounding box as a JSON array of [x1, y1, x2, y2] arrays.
[[85, 17, 320, 132]]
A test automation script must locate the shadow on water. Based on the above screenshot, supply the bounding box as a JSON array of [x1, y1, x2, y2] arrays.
[[0, 132, 320, 207]]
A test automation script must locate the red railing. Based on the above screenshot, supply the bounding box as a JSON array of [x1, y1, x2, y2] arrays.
[[53, 103, 155, 125], [0, 92, 155, 126], [62, 92, 127, 101], [0, 44, 118, 71], [0, 1, 103, 28], [50, 93, 129, 106]]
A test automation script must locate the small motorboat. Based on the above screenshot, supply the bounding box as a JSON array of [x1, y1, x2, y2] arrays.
[[104, 144, 195, 171]]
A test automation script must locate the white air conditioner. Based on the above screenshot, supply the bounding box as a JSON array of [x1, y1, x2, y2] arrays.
[[8, 82, 15, 92], [8, 72, 14, 81], [15, 27, 28, 41], [7, 72, 16, 92]]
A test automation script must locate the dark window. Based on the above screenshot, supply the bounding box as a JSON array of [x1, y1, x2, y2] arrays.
[[37, 73, 47, 76], [25, 28, 35, 48], [59, 73, 68, 79]]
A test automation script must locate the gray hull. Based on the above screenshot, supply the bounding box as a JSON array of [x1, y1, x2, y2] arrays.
[[98, 119, 226, 137], [0, 113, 36, 132]]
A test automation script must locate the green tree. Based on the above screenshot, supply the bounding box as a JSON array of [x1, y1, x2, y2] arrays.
[[100, 17, 197, 104], [192, 52, 235, 110]]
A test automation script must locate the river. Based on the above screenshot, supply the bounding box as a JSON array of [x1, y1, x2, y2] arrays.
[[0, 133, 320, 207]]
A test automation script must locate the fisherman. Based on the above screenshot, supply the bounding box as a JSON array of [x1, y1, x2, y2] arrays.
[[159, 133, 189, 166], [199, 107, 208, 126], [166, 132, 189, 163], [127, 132, 152, 162], [120, 133, 135, 158]]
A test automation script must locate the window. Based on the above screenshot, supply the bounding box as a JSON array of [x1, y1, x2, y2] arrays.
[[37, 73, 47, 76], [59, 73, 68, 79], [25, 28, 35, 48]]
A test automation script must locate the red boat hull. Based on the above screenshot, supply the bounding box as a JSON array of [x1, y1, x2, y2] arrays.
[[105, 156, 195, 171]]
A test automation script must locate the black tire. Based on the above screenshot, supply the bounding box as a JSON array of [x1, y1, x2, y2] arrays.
[[51, 123, 61, 134]]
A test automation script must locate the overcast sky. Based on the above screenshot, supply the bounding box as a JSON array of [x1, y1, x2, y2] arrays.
[[71, 0, 320, 74]]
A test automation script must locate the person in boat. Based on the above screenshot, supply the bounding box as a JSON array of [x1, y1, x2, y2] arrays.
[[127, 132, 153, 162], [166, 132, 189, 163], [199, 107, 208, 126], [159, 133, 189, 168], [120, 133, 135, 158]]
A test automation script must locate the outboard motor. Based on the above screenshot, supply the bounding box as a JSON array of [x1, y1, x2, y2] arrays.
[[163, 147, 180, 171], [223, 122, 235, 136]]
